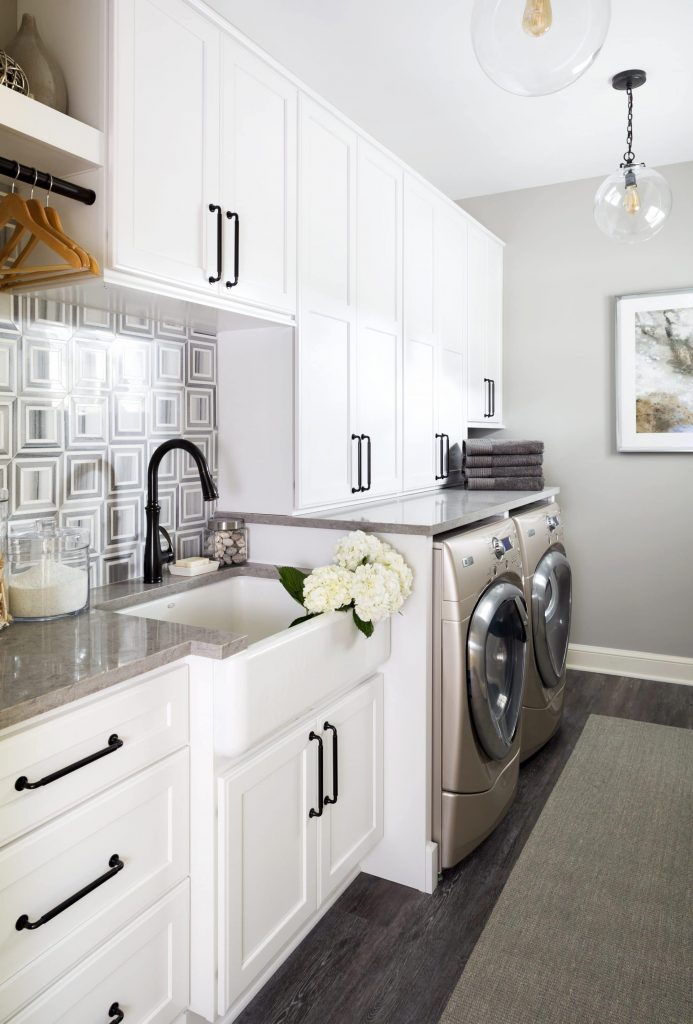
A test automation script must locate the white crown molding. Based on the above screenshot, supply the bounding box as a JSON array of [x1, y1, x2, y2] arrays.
[[567, 644, 693, 687]]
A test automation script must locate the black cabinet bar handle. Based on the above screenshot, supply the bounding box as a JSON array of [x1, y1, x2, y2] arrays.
[[490, 378, 496, 418], [108, 1003, 125, 1023], [442, 433, 450, 479], [360, 434, 372, 492], [15, 854, 124, 931], [225, 211, 240, 288], [351, 433, 362, 493], [323, 722, 338, 806], [208, 204, 222, 284], [435, 433, 444, 480], [483, 378, 492, 418], [15, 734, 123, 792], [308, 731, 324, 818]]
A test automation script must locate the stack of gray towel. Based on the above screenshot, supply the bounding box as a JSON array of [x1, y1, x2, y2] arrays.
[[463, 439, 544, 490]]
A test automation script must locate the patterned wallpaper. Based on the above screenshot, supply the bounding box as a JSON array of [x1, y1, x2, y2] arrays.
[[0, 297, 218, 586]]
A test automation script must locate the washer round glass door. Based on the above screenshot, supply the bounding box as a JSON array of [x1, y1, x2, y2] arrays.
[[532, 549, 572, 689], [467, 580, 528, 760]]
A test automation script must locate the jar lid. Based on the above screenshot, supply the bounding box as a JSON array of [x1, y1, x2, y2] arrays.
[[9, 520, 90, 553], [208, 514, 245, 531]]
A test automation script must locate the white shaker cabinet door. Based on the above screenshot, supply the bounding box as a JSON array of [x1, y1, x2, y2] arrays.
[[217, 725, 319, 1014], [221, 36, 297, 313], [485, 237, 504, 425], [437, 208, 468, 477], [111, 0, 221, 292], [354, 141, 403, 499], [318, 676, 384, 904], [466, 224, 490, 425], [403, 176, 437, 490], [297, 98, 357, 508]]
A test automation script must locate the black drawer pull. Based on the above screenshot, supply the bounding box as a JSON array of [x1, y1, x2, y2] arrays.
[[360, 435, 372, 492], [108, 1003, 125, 1023], [208, 203, 222, 284], [323, 722, 338, 806], [225, 211, 240, 288], [15, 734, 123, 792], [16, 854, 124, 932], [483, 377, 492, 418], [351, 433, 362, 493], [435, 433, 444, 480], [308, 731, 324, 818], [441, 433, 450, 479]]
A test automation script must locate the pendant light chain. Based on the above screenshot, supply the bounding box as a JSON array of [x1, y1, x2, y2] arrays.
[[621, 85, 636, 167]]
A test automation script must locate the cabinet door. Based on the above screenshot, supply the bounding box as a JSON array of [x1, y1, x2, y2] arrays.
[[437, 208, 468, 476], [217, 725, 318, 1014], [403, 177, 437, 490], [485, 237, 504, 424], [354, 141, 403, 498], [466, 225, 489, 424], [297, 98, 357, 508], [112, 0, 220, 290], [221, 36, 297, 313], [318, 676, 383, 904]]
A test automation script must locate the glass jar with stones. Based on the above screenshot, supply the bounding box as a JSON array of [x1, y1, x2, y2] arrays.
[[206, 515, 248, 566]]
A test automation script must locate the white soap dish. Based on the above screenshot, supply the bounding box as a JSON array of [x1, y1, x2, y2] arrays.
[[169, 559, 219, 577]]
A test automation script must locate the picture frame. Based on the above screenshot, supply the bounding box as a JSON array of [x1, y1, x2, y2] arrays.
[[616, 289, 693, 452]]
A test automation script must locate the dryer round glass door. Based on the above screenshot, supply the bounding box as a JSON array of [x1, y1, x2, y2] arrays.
[[467, 580, 529, 760], [532, 549, 572, 689]]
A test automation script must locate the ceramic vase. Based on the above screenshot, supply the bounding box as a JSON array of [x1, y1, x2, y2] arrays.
[[6, 13, 67, 113]]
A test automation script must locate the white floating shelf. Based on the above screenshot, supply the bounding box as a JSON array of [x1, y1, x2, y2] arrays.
[[0, 87, 104, 176]]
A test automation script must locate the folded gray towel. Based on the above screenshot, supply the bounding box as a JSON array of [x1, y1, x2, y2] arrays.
[[465, 477, 545, 491], [464, 439, 544, 456], [465, 465, 543, 478], [464, 453, 544, 468]]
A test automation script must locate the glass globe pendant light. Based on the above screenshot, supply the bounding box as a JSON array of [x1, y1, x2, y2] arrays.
[[471, 0, 611, 97], [594, 70, 672, 243]]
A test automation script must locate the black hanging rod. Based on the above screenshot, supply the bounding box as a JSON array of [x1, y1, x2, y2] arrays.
[[0, 156, 96, 206]]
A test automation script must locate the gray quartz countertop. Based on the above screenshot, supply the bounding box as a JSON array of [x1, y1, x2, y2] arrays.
[[227, 485, 560, 537], [0, 563, 277, 731]]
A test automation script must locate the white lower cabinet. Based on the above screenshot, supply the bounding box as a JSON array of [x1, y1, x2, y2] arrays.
[[0, 750, 189, 1020], [217, 675, 383, 1015], [8, 883, 190, 1024]]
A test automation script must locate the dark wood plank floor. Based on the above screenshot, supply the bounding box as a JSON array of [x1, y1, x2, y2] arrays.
[[237, 672, 693, 1024]]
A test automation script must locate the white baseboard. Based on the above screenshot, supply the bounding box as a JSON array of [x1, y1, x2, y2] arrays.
[[567, 643, 693, 686]]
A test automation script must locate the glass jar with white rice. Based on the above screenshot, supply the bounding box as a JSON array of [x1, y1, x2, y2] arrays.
[[7, 521, 90, 620]]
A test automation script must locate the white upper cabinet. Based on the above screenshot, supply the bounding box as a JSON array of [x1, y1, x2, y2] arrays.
[[402, 177, 437, 491], [220, 36, 297, 313], [297, 97, 357, 509], [111, 0, 221, 290], [467, 223, 504, 426], [111, 0, 296, 316], [353, 140, 403, 499], [403, 177, 468, 490]]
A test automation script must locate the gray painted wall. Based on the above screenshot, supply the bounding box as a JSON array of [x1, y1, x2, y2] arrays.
[[460, 161, 693, 658]]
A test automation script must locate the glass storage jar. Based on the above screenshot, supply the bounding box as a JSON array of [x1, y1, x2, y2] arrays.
[[205, 515, 248, 566], [7, 521, 90, 620]]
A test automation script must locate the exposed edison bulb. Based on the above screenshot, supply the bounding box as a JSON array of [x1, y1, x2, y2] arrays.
[[624, 184, 641, 216], [522, 0, 553, 37]]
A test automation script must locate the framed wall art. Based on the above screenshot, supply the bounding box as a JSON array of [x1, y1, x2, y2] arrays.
[[616, 289, 693, 452]]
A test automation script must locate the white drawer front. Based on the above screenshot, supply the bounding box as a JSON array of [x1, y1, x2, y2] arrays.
[[0, 750, 189, 1020], [8, 882, 189, 1024], [0, 665, 189, 847]]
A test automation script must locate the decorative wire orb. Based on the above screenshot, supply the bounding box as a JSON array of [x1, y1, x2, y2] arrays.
[[471, 0, 611, 97], [594, 165, 672, 243], [0, 50, 29, 96]]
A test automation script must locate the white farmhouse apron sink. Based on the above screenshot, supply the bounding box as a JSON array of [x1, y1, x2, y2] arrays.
[[117, 574, 391, 757]]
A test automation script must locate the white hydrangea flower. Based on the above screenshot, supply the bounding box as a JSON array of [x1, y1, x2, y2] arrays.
[[303, 564, 353, 615], [333, 530, 384, 571], [375, 546, 413, 601], [351, 562, 404, 623]]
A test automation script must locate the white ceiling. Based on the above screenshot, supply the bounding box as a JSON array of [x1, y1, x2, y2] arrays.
[[205, 0, 693, 199]]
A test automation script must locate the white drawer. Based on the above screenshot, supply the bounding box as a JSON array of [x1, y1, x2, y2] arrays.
[[0, 664, 189, 847], [7, 883, 189, 1024], [0, 750, 189, 1020]]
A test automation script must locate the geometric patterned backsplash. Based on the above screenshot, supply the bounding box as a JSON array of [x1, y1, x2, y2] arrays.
[[0, 296, 218, 587]]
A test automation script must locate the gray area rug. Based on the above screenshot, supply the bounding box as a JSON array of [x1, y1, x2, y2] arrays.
[[440, 715, 693, 1024]]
